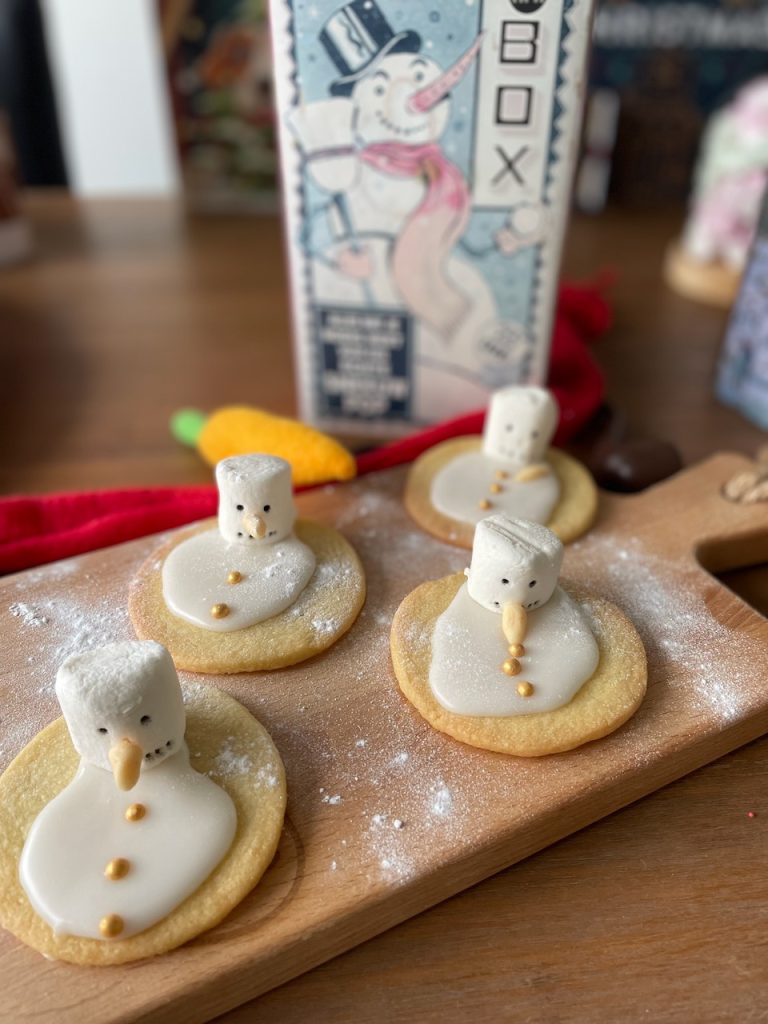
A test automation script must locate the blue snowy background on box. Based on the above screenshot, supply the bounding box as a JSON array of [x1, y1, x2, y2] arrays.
[[285, 0, 545, 423]]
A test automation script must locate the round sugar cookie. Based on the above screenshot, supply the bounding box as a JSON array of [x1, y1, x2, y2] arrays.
[[390, 573, 646, 756], [0, 682, 286, 965], [129, 519, 366, 673], [404, 439, 598, 548]]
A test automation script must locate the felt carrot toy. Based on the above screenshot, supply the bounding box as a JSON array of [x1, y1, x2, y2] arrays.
[[171, 405, 357, 487]]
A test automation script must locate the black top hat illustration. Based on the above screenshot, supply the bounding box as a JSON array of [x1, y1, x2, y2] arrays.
[[320, 0, 421, 97]]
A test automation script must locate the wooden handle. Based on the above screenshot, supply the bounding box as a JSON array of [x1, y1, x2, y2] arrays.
[[601, 454, 768, 565]]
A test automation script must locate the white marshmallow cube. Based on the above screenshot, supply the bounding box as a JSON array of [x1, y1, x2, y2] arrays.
[[55, 640, 186, 775], [466, 514, 563, 613], [482, 386, 558, 466], [216, 454, 296, 545]]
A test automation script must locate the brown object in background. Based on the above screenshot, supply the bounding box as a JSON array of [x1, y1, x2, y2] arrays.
[[0, 110, 32, 265], [610, 54, 702, 207]]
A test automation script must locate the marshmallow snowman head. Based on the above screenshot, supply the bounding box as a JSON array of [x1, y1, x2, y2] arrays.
[[56, 641, 186, 779], [466, 514, 564, 613], [216, 454, 296, 545], [482, 386, 558, 466]]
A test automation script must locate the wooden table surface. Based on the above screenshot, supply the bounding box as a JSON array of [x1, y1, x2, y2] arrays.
[[1, 194, 767, 1023]]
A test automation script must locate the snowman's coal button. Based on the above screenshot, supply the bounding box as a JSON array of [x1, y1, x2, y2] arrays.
[[104, 857, 130, 881], [211, 603, 230, 620], [227, 570, 243, 585], [124, 803, 146, 822], [516, 681, 534, 698], [99, 913, 124, 938]]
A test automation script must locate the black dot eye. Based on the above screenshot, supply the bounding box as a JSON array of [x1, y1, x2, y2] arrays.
[[501, 578, 509, 585], [236, 504, 244, 511], [237, 531, 243, 537], [529, 580, 536, 588], [140, 715, 151, 725], [98, 727, 108, 734], [263, 504, 271, 513], [494, 601, 500, 607]]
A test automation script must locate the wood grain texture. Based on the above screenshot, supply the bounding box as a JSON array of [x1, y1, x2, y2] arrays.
[[0, 456, 766, 1023]]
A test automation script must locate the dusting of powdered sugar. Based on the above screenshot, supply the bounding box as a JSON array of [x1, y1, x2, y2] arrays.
[[1, 557, 135, 766], [567, 532, 766, 725], [9, 602, 50, 627]]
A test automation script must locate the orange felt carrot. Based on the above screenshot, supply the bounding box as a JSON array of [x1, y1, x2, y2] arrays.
[[171, 406, 357, 487]]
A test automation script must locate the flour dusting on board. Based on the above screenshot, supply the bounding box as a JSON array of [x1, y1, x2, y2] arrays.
[[2, 556, 134, 765], [568, 533, 765, 725], [2, 471, 766, 896]]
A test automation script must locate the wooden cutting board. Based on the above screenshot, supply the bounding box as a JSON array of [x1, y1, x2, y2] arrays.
[[1, 454, 766, 1024]]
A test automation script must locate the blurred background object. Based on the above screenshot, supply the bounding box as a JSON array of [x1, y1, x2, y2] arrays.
[[716, 189, 768, 430], [578, 0, 768, 213], [161, 0, 277, 211], [0, 110, 33, 266], [40, 0, 178, 196], [665, 76, 768, 307]]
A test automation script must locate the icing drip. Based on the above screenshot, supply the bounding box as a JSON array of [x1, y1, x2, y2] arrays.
[[19, 745, 236, 940], [162, 528, 316, 632], [430, 452, 560, 527], [429, 584, 599, 716]]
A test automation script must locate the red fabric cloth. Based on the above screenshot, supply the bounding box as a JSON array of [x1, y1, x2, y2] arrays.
[[0, 282, 611, 574]]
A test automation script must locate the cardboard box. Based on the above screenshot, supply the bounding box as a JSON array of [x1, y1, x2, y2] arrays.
[[270, 0, 594, 435]]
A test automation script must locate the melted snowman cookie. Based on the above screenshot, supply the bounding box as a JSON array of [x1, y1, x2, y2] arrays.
[[391, 514, 646, 756], [130, 454, 366, 673], [0, 641, 286, 964], [405, 386, 598, 548]]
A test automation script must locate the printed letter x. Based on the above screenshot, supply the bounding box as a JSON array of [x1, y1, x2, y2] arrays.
[[492, 145, 529, 186]]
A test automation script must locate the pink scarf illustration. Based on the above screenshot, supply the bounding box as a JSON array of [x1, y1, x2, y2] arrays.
[[360, 141, 471, 338]]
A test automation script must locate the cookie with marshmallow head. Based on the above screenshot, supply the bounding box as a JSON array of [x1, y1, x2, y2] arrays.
[[0, 641, 286, 964], [405, 386, 598, 548], [391, 514, 646, 755], [130, 453, 365, 673]]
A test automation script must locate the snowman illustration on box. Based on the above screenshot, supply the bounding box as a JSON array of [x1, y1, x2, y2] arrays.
[[289, 0, 544, 418], [20, 641, 236, 940]]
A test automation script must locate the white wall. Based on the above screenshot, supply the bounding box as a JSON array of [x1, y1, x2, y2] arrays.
[[41, 0, 179, 196]]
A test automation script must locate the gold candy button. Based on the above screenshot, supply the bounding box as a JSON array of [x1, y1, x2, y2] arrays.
[[104, 858, 130, 881], [125, 803, 146, 822], [99, 914, 124, 939]]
